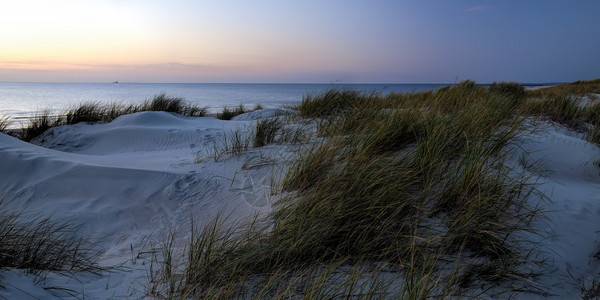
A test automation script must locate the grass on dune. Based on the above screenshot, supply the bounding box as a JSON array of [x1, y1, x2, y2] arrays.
[[253, 117, 284, 148], [217, 104, 247, 120], [523, 78, 600, 130], [21, 110, 64, 142], [276, 83, 534, 264], [202, 116, 307, 162], [66, 102, 110, 125], [583, 101, 600, 126], [527, 78, 600, 98], [9, 79, 600, 298], [140, 93, 207, 117], [210, 128, 252, 161], [216, 104, 266, 120], [489, 81, 527, 99], [296, 89, 378, 118], [523, 95, 584, 129], [142, 93, 186, 113], [0, 199, 101, 282], [588, 125, 600, 146], [19, 93, 207, 141], [149, 81, 553, 299], [0, 115, 10, 133]]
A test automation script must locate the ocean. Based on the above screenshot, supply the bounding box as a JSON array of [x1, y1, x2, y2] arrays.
[[0, 82, 447, 124]]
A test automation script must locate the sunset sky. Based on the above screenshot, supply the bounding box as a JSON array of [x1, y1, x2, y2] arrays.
[[1, 0, 599, 83]]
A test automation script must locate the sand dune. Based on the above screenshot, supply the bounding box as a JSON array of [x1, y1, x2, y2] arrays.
[[1, 109, 600, 298], [0, 110, 295, 298]]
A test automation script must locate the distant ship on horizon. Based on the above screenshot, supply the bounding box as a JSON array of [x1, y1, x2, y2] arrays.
[[113, 80, 119, 84]]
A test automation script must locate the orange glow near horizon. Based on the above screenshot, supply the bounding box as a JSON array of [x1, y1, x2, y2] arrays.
[[1, 1, 404, 82], [1, 1, 598, 83], [0, 2, 165, 67]]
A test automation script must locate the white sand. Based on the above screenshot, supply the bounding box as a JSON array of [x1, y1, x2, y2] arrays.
[[1, 109, 599, 298]]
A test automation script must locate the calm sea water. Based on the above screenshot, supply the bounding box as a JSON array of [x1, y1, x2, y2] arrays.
[[0, 82, 447, 124]]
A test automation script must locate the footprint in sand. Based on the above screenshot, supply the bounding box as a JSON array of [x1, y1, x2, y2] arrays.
[[202, 134, 215, 145], [174, 171, 197, 191]]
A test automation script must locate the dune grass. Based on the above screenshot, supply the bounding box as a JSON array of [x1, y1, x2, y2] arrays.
[[523, 79, 600, 130], [489, 81, 527, 99], [139, 93, 207, 117], [527, 78, 600, 98], [19, 93, 207, 141], [584, 101, 600, 126], [523, 95, 584, 129], [0, 199, 101, 281], [204, 127, 253, 162], [296, 89, 377, 118], [217, 104, 247, 120], [275, 82, 535, 270], [215, 103, 265, 120], [66, 102, 112, 125], [149, 81, 556, 298], [21, 110, 64, 142], [588, 125, 600, 146], [202, 116, 305, 162], [0, 116, 10, 133], [253, 117, 283, 148], [8, 79, 600, 297]]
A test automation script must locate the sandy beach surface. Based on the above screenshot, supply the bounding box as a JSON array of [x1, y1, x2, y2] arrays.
[[1, 105, 600, 299]]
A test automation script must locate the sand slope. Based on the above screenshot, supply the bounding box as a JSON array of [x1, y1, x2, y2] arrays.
[[0, 111, 296, 298], [1, 111, 600, 298]]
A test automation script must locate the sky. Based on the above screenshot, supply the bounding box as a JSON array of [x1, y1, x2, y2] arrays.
[[0, 0, 599, 84]]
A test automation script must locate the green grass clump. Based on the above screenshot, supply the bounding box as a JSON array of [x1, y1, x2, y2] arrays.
[[20, 93, 207, 141], [588, 125, 600, 146], [525, 79, 599, 129], [0, 116, 10, 132], [584, 102, 600, 126], [148, 218, 403, 299], [205, 128, 252, 162], [0, 201, 101, 277], [21, 110, 63, 142], [151, 81, 548, 298], [140, 93, 207, 117], [527, 78, 600, 98], [277, 100, 529, 262], [253, 117, 283, 147], [64, 102, 139, 126], [489, 81, 526, 99], [65, 102, 107, 124], [268, 87, 538, 296], [217, 104, 247, 120], [524, 95, 583, 128], [297, 89, 376, 118], [145, 93, 185, 112]]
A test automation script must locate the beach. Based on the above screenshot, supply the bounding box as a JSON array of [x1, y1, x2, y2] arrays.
[[1, 82, 600, 298]]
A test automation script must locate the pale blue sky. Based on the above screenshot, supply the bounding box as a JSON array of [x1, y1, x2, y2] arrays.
[[0, 0, 598, 83]]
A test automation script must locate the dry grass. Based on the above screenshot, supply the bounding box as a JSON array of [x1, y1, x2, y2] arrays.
[[21, 110, 64, 142], [9, 79, 600, 298], [0, 199, 101, 280], [150, 81, 552, 299], [527, 78, 600, 98], [19, 93, 207, 141], [0, 116, 10, 133], [217, 104, 247, 120], [522, 95, 583, 129], [253, 117, 284, 148]]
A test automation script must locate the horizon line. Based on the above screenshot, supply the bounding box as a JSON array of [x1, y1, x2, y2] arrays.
[[0, 80, 567, 86]]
